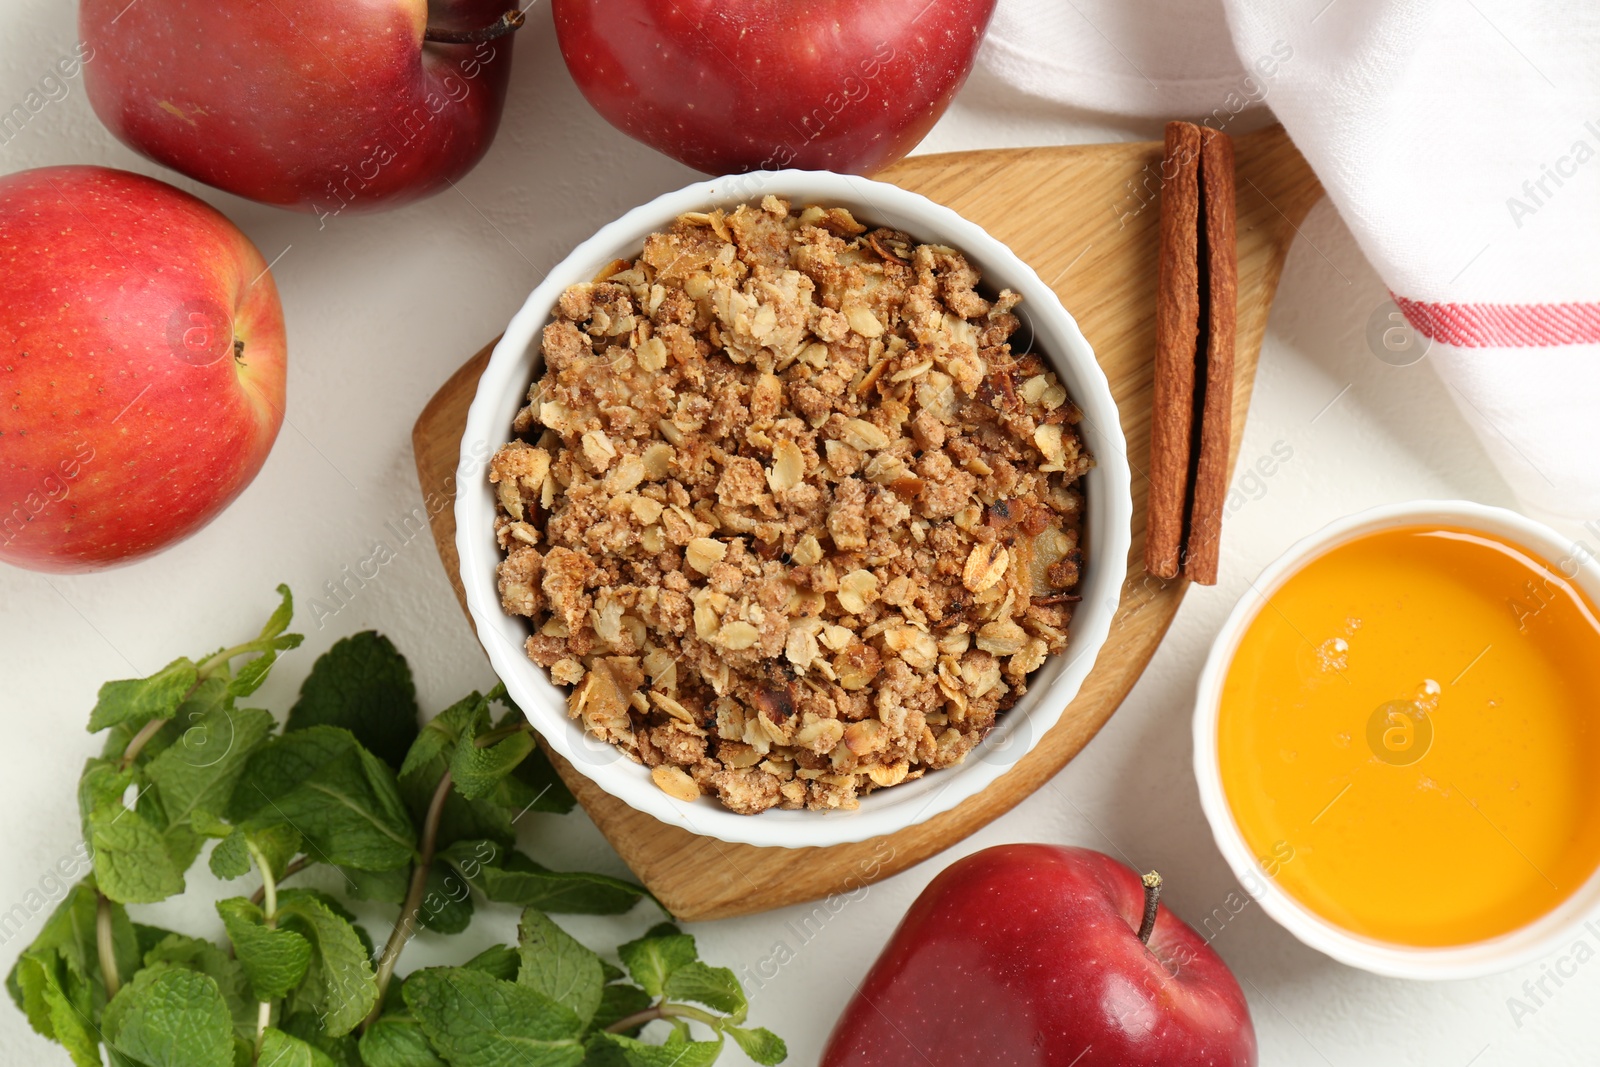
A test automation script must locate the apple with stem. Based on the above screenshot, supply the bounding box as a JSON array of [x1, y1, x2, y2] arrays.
[[552, 0, 999, 175], [80, 0, 523, 218], [0, 166, 287, 572], [823, 845, 1258, 1067]]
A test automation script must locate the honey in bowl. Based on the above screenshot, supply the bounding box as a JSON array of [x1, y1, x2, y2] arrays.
[[1217, 524, 1600, 947]]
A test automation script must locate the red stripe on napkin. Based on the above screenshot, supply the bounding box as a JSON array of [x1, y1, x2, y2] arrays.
[[1393, 295, 1600, 348]]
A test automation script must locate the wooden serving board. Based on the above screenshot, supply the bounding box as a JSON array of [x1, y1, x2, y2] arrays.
[[413, 125, 1321, 921]]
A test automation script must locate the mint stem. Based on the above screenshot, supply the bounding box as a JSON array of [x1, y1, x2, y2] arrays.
[[96, 892, 120, 1000], [196, 639, 268, 676], [605, 1001, 724, 1035], [475, 722, 531, 748], [362, 770, 453, 1031], [248, 840, 281, 1060], [606, 1006, 663, 1034], [249, 856, 308, 907], [254, 1003, 271, 1058], [248, 841, 281, 920], [664, 1003, 724, 1029], [353, 719, 532, 1032], [119, 716, 169, 771]]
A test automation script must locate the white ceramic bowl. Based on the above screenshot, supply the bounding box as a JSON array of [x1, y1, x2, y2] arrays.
[[457, 170, 1132, 848], [1194, 500, 1600, 978]]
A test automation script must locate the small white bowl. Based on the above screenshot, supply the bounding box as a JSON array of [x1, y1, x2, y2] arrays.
[[1194, 500, 1600, 978], [457, 170, 1132, 849]]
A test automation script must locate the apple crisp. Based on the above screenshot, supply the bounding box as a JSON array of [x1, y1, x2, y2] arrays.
[[489, 196, 1091, 815]]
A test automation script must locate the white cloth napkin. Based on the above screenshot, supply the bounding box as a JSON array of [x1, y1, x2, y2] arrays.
[[978, 0, 1600, 521]]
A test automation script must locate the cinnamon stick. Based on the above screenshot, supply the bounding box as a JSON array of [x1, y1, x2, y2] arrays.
[[1146, 121, 1202, 581], [1185, 126, 1237, 586]]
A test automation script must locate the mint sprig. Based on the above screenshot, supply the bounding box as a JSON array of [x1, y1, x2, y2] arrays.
[[6, 587, 785, 1067]]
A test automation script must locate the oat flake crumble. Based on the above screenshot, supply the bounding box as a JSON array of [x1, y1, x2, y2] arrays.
[[489, 196, 1092, 815]]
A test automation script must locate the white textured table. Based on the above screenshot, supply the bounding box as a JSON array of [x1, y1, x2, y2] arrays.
[[2, 3, 1592, 1065]]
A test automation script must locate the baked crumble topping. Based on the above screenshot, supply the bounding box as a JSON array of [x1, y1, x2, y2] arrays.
[[489, 196, 1091, 815]]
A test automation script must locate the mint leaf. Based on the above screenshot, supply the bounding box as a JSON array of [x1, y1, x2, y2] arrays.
[[90, 801, 185, 903], [443, 841, 645, 915], [167, 676, 232, 745], [231, 726, 416, 872], [420, 786, 517, 855], [524, 863, 649, 915], [585, 1031, 722, 1067], [616, 926, 696, 999], [150, 716, 274, 823], [278, 1011, 362, 1067], [515, 909, 603, 1029], [101, 965, 235, 1067], [294, 890, 377, 961], [399, 694, 485, 781], [11, 950, 101, 1067], [418, 863, 474, 935], [403, 967, 585, 1067], [191, 809, 233, 838], [359, 1013, 448, 1067], [489, 861, 646, 916], [487, 682, 519, 716], [397, 696, 548, 851], [141, 933, 255, 1042], [662, 962, 745, 1020], [259, 1026, 339, 1067], [227, 635, 303, 699], [89, 658, 197, 733], [726, 1026, 787, 1065], [224, 585, 302, 698], [276, 889, 378, 1037], [428, 697, 572, 812], [77, 758, 135, 842], [98, 676, 222, 768], [590, 983, 653, 1036], [436, 838, 510, 878], [451, 729, 535, 801], [133, 922, 179, 959], [507, 745, 576, 816], [261, 584, 296, 641], [248, 824, 302, 881], [210, 819, 304, 883], [6, 886, 120, 1067], [287, 632, 420, 769], [8, 877, 137, 998], [216, 898, 311, 1001], [209, 830, 251, 880], [339, 864, 410, 904], [145, 704, 274, 862], [462, 945, 520, 982], [79, 756, 134, 804]]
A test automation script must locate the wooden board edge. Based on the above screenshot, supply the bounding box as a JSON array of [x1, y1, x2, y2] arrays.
[[406, 128, 1323, 920]]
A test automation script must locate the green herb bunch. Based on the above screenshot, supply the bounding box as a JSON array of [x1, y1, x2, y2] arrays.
[[6, 586, 786, 1067]]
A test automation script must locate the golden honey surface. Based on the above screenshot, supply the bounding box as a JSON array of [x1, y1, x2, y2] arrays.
[[1218, 526, 1600, 946]]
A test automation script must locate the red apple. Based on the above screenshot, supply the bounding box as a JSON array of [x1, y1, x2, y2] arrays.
[[823, 845, 1257, 1067], [552, 0, 998, 175], [0, 166, 286, 572], [79, 0, 519, 218]]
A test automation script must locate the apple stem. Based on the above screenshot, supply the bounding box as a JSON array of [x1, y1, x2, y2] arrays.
[[424, 8, 526, 45], [1137, 870, 1162, 945]]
